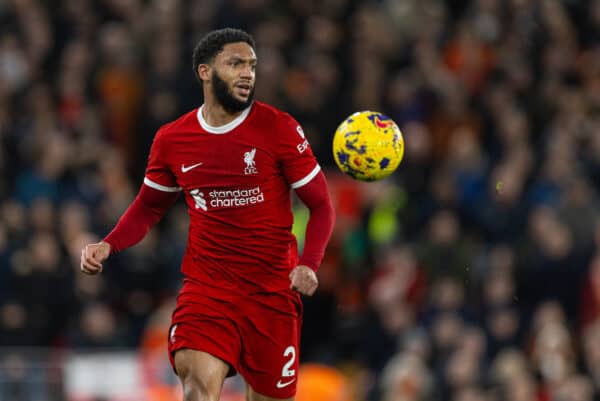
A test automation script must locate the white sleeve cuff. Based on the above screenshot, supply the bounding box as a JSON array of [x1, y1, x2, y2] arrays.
[[144, 177, 182, 192], [291, 164, 321, 189]]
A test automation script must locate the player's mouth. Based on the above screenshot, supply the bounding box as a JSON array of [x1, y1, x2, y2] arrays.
[[234, 82, 253, 97]]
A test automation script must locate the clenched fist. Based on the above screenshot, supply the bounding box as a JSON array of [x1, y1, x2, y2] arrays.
[[80, 241, 111, 275], [289, 265, 318, 296]]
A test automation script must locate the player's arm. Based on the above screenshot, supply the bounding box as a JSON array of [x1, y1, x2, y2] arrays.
[[80, 184, 179, 275], [289, 171, 335, 295], [275, 113, 335, 295], [81, 127, 180, 275]]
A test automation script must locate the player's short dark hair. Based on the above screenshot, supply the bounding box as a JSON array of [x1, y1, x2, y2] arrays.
[[192, 28, 256, 81]]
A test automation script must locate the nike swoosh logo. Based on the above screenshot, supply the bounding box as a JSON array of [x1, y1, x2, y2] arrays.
[[181, 162, 203, 173], [276, 378, 296, 389]]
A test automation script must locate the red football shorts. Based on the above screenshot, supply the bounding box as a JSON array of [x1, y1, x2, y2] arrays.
[[168, 279, 303, 399]]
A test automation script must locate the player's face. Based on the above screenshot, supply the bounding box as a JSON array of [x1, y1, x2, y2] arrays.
[[211, 42, 257, 112]]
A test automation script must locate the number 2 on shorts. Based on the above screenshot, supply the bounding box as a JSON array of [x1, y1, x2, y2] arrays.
[[281, 346, 296, 377]]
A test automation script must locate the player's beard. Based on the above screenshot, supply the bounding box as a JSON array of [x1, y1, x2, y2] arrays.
[[211, 70, 254, 113]]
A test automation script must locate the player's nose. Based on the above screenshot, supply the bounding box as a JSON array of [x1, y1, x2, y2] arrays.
[[239, 65, 254, 80]]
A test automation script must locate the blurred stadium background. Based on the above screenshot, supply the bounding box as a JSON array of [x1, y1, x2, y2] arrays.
[[1, 0, 600, 400]]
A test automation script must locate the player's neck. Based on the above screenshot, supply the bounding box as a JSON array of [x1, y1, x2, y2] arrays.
[[201, 102, 245, 127]]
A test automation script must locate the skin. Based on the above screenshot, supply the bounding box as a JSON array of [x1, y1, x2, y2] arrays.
[[80, 42, 318, 401], [197, 42, 257, 126]]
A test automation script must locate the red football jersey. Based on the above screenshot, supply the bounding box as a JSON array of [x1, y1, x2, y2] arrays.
[[144, 101, 320, 293]]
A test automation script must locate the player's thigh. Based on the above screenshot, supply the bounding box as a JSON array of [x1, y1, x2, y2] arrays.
[[246, 383, 294, 401], [239, 292, 302, 398], [174, 348, 230, 397]]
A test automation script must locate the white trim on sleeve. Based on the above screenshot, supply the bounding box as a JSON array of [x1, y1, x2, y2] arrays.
[[144, 177, 182, 192], [291, 164, 321, 189]]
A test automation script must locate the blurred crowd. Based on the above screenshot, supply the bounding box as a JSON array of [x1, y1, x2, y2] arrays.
[[1, 0, 600, 400]]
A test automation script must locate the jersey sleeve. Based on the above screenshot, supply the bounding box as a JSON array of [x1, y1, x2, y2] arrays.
[[143, 129, 181, 192], [276, 113, 321, 189]]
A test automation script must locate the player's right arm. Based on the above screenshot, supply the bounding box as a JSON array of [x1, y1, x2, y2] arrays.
[[80, 128, 180, 275], [80, 185, 179, 274]]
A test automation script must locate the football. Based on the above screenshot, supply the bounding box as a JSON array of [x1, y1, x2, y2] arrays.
[[332, 111, 404, 181]]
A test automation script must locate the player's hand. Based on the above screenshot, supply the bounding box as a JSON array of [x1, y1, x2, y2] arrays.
[[289, 265, 318, 296], [80, 241, 111, 275]]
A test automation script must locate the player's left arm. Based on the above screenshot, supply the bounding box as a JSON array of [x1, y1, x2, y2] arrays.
[[275, 112, 335, 295], [290, 171, 335, 296]]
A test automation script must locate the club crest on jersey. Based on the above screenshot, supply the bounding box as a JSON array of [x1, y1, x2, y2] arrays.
[[170, 324, 177, 343], [244, 148, 258, 175]]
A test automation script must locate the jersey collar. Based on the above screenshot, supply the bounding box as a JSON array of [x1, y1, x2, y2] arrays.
[[196, 103, 253, 134]]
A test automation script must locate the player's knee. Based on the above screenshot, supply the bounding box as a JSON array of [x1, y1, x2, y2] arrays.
[[177, 363, 217, 401], [181, 374, 217, 401], [175, 349, 228, 401]]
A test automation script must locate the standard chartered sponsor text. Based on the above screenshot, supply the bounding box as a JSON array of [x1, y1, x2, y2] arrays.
[[207, 186, 264, 208]]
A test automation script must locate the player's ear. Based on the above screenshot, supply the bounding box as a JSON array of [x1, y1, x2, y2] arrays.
[[197, 64, 211, 82]]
